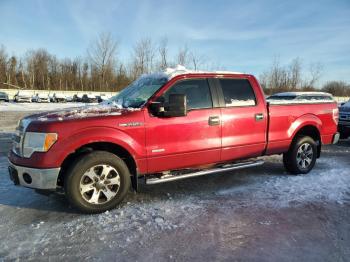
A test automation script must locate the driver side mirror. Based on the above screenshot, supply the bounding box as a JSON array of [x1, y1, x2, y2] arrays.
[[149, 94, 187, 117]]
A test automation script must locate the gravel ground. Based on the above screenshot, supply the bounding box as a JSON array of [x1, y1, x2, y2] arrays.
[[0, 109, 349, 261]]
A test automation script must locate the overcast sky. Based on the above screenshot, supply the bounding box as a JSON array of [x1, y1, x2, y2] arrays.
[[0, 0, 349, 85]]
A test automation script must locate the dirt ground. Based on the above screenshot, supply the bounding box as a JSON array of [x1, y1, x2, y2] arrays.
[[0, 110, 349, 261]]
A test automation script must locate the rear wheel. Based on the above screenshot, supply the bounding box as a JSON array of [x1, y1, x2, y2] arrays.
[[64, 151, 131, 213], [283, 136, 317, 174]]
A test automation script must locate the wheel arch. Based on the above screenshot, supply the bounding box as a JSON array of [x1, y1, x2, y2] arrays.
[[57, 141, 139, 191], [291, 125, 322, 158]]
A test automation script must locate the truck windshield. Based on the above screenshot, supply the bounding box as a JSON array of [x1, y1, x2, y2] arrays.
[[109, 75, 168, 108]]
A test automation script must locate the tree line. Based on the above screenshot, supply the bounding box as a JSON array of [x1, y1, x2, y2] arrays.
[[260, 58, 350, 96], [0, 33, 349, 96], [0, 33, 208, 93]]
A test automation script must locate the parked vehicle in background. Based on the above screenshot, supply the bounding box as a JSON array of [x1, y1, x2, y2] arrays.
[[96, 95, 103, 103], [72, 94, 81, 102], [0, 91, 9, 102], [32, 93, 50, 103], [52, 93, 67, 103], [267, 92, 334, 102], [338, 100, 350, 139], [66, 95, 74, 102], [14, 91, 32, 103], [82, 94, 98, 103], [8, 67, 339, 213]]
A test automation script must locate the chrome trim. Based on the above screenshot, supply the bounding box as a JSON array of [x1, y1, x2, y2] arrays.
[[146, 160, 264, 185], [12, 118, 31, 157], [8, 161, 60, 190]]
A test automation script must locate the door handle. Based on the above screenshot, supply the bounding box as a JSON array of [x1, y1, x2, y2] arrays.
[[208, 116, 220, 126], [255, 113, 264, 121]]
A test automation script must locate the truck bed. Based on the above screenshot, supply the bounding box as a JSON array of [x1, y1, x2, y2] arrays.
[[266, 101, 338, 155]]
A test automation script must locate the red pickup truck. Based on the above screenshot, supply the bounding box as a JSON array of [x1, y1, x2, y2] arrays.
[[8, 68, 340, 213]]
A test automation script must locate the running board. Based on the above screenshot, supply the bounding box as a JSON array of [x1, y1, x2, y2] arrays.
[[145, 160, 264, 185]]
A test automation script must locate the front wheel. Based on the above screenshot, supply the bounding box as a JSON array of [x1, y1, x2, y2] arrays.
[[283, 136, 317, 174], [64, 151, 131, 213]]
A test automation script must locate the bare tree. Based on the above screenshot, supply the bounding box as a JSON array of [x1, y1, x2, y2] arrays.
[[131, 38, 155, 79], [88, 32, 118, 91], [322, 81, 350, 96], [157, 37, 169, 70], [303, 62, 323, 89], [0, 45, 8, 88], [189, 51, 205, 70], [176, 45, 189, 67], [260, 57, 323, 93], [288, 58, 302, 90]]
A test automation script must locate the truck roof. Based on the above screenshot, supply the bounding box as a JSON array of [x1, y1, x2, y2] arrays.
[[142, 65, 244, 81]]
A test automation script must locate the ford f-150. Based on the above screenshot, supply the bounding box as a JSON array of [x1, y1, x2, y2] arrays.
[[8, 67, 340, 213]]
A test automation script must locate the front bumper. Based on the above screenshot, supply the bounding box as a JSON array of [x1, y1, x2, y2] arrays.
[[8, 161, 60, 190]]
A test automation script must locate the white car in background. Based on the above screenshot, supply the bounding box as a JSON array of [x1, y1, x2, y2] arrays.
[[267, 92, 334, 102], [13, 90, 32, 103], [52, 93, 67, 103], [32, 93, 50, 103]]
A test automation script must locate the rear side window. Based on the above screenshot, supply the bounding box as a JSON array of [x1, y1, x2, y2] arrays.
[[162, 79, 212, 110], [219, 79, 256, 107]]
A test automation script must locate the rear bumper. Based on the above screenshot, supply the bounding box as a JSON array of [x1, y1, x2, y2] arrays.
[[8, 161, 60, 190]]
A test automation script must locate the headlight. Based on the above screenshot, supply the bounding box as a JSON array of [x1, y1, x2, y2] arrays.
[[22, 132, 58, 158]]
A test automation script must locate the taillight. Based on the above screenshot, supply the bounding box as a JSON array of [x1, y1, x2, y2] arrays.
[[333, 108, 339, 124]]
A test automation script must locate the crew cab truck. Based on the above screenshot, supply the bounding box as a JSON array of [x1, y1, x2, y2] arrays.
[[8, 67, 340, 213]]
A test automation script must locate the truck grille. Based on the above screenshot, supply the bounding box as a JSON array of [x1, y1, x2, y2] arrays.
[[12, 119, 30, 157], [339, 112, 350, 122], [339, 112, 350, 127]]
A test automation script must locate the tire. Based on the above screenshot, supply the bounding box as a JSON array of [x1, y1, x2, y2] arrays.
[[283, 136, 317, 175], [64, 151, 131, 214]]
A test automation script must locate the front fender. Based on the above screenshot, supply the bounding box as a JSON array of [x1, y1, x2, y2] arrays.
[[53, 126, 146, 166]]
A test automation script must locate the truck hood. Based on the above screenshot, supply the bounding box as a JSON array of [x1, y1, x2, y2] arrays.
[[26, 105, 140, 122]]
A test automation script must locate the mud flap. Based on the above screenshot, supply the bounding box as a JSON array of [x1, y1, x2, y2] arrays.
[[131, 173, 138, 192]]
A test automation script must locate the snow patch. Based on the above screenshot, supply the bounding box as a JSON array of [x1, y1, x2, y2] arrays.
[[217, 157, 350, 207], [226, 99, 255, 107]]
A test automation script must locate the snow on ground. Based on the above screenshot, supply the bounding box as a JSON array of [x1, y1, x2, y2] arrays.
[[0, 105, 349, 260], [0, 141, 349, 260], [0, 102, 96, 112], [217, 156, 350, 207]]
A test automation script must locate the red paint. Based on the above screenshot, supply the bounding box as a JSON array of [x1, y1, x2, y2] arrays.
[[8, 73, 338, 175]]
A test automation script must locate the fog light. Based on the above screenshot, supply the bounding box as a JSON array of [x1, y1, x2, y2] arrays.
[[23, 173, 32, 184]]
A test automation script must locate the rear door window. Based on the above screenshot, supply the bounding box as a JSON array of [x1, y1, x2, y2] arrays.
[[219, 79, 256, 107]]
